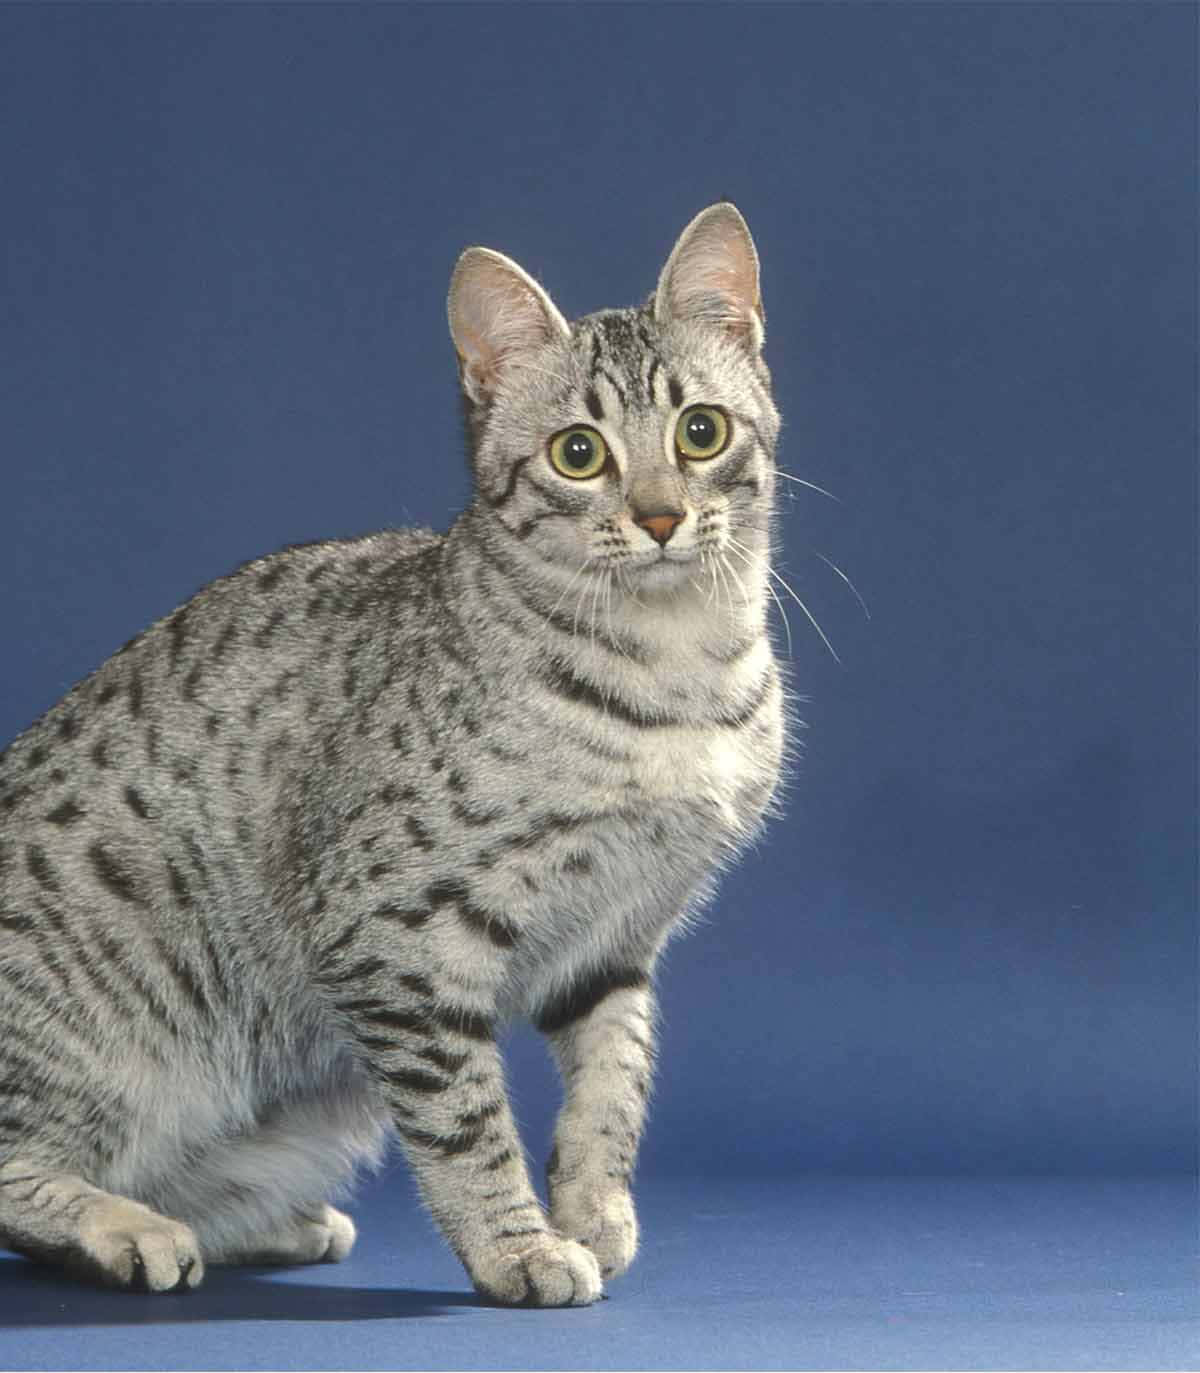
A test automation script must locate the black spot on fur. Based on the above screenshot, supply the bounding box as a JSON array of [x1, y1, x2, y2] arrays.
[[45, 798, 84, 826], [254, 607, 286, 648], [166, 858, 193, 909], [371, 901, 431, 930], [405, 816, 436, 852], [168, 609, 189, 666], [26, 845, 60, 892], [88, 843, 144, 906]]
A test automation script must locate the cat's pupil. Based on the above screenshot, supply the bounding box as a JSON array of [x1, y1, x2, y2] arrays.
[[686, 412, 716, 448], [563, 432, 595, 469]]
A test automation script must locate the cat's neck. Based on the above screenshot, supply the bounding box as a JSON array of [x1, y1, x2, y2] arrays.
[[444, 506, 772, 686]]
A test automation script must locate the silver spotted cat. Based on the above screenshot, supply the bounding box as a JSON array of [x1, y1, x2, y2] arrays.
[[0, 204, 784, 1304]]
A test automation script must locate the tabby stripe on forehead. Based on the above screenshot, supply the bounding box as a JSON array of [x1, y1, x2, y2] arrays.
[[646, 355, 661, 403], [584, 387, 604, 422], [668, 376, 684, 408], [596, 368, 626, 409]]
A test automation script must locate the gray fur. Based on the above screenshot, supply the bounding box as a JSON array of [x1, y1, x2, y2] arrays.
[[0, 203, 784, 1303]]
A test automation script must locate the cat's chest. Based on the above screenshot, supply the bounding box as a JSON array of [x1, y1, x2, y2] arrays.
[[483, 656, 782, 964]]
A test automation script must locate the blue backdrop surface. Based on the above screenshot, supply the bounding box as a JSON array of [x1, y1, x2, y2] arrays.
[[0, 0, 1194, 1309]]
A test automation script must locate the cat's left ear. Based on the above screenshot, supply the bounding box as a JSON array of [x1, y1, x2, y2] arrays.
[[653, 202, 765, 354], [448, 247, 571, 405]]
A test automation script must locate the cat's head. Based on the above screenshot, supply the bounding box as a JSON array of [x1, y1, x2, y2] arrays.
[[448, 203, 779, 598]]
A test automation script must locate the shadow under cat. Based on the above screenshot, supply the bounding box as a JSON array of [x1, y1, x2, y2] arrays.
[[0, 1255, 489, 1327]]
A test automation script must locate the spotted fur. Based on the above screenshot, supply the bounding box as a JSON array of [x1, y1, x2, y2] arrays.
[[0, 204, 785, 1304]]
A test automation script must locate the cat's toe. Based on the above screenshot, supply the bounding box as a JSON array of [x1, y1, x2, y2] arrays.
[[471, 1233, 602, 1307], [310, 1203, 357, 1262], [77, 1200, 204, 1292], [214, 1205, 358, 1266], [552, 1186, 638, 1280]]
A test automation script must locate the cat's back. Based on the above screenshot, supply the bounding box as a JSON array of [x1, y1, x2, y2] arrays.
[[0, 525, 442, 858]]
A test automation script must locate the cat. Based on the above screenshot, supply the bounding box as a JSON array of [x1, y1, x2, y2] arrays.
[[0, 203, 784, 1306]]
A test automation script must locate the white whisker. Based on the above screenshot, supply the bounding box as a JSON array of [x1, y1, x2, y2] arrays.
[[773, 470, 840, 501], [812, 550, 870, 621], [724, 537, 794, 660]]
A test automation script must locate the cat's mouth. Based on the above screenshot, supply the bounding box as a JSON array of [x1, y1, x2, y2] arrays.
[[626, 545, 699, 569], [618, 547, 700, 590]]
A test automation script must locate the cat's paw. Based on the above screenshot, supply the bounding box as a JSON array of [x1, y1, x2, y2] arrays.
[[75, 1198, 204, 1292], [551, 1185, 638, 1280], [469, 1233, 602, 1307], [213, 1204, 357, 1266]]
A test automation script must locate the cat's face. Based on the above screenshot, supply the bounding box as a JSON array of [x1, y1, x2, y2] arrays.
[[449, 204, 779, 598]]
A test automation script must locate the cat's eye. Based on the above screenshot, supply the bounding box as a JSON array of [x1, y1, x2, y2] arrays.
[[675, 405, 729, 461], [548, 426, 608, 480]]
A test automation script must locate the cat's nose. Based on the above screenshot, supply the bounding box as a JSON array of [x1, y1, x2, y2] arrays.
[[633, 508, 685, 546]]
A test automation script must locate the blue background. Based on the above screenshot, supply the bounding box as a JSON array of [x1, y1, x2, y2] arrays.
[[0, 4, 1195, 1369]]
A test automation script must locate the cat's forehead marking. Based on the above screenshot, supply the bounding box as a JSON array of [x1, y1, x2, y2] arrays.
[[575, 308, 669, 418]]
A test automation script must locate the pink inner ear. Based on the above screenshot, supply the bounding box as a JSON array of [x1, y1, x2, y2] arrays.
[[450, 251, 569, 399], [658, 207, 764, 341]]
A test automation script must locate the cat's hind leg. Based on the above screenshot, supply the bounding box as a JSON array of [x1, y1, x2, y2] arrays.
[[0, 1156, 204, 1292], [207, 1203, 356, 1266], [150, 1078, 386, 1269]]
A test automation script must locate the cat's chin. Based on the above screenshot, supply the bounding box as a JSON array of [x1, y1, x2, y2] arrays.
[[619, 553, 700, 596]]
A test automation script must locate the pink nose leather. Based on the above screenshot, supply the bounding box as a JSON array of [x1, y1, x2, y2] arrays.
[[636, 512, 684, 545]]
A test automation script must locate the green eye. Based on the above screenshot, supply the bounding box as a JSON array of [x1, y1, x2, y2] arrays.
[[549, 426, 608, 480], [675, 405, 729, 460]]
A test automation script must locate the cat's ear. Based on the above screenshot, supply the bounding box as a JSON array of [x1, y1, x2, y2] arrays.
[[448, 248, 571, 405], [653, 202, 765, 353]]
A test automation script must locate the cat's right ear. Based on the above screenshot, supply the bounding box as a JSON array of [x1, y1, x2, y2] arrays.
[[448, 248, 570, 405], [654, 203, 765, 354]]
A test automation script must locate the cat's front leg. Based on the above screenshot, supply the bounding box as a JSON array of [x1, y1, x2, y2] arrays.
[[341, 980, 601, 1306], [536, 964, 656, 1281]]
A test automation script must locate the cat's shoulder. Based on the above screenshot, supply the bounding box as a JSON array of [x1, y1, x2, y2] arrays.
[[229, 526, 443, 589]]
